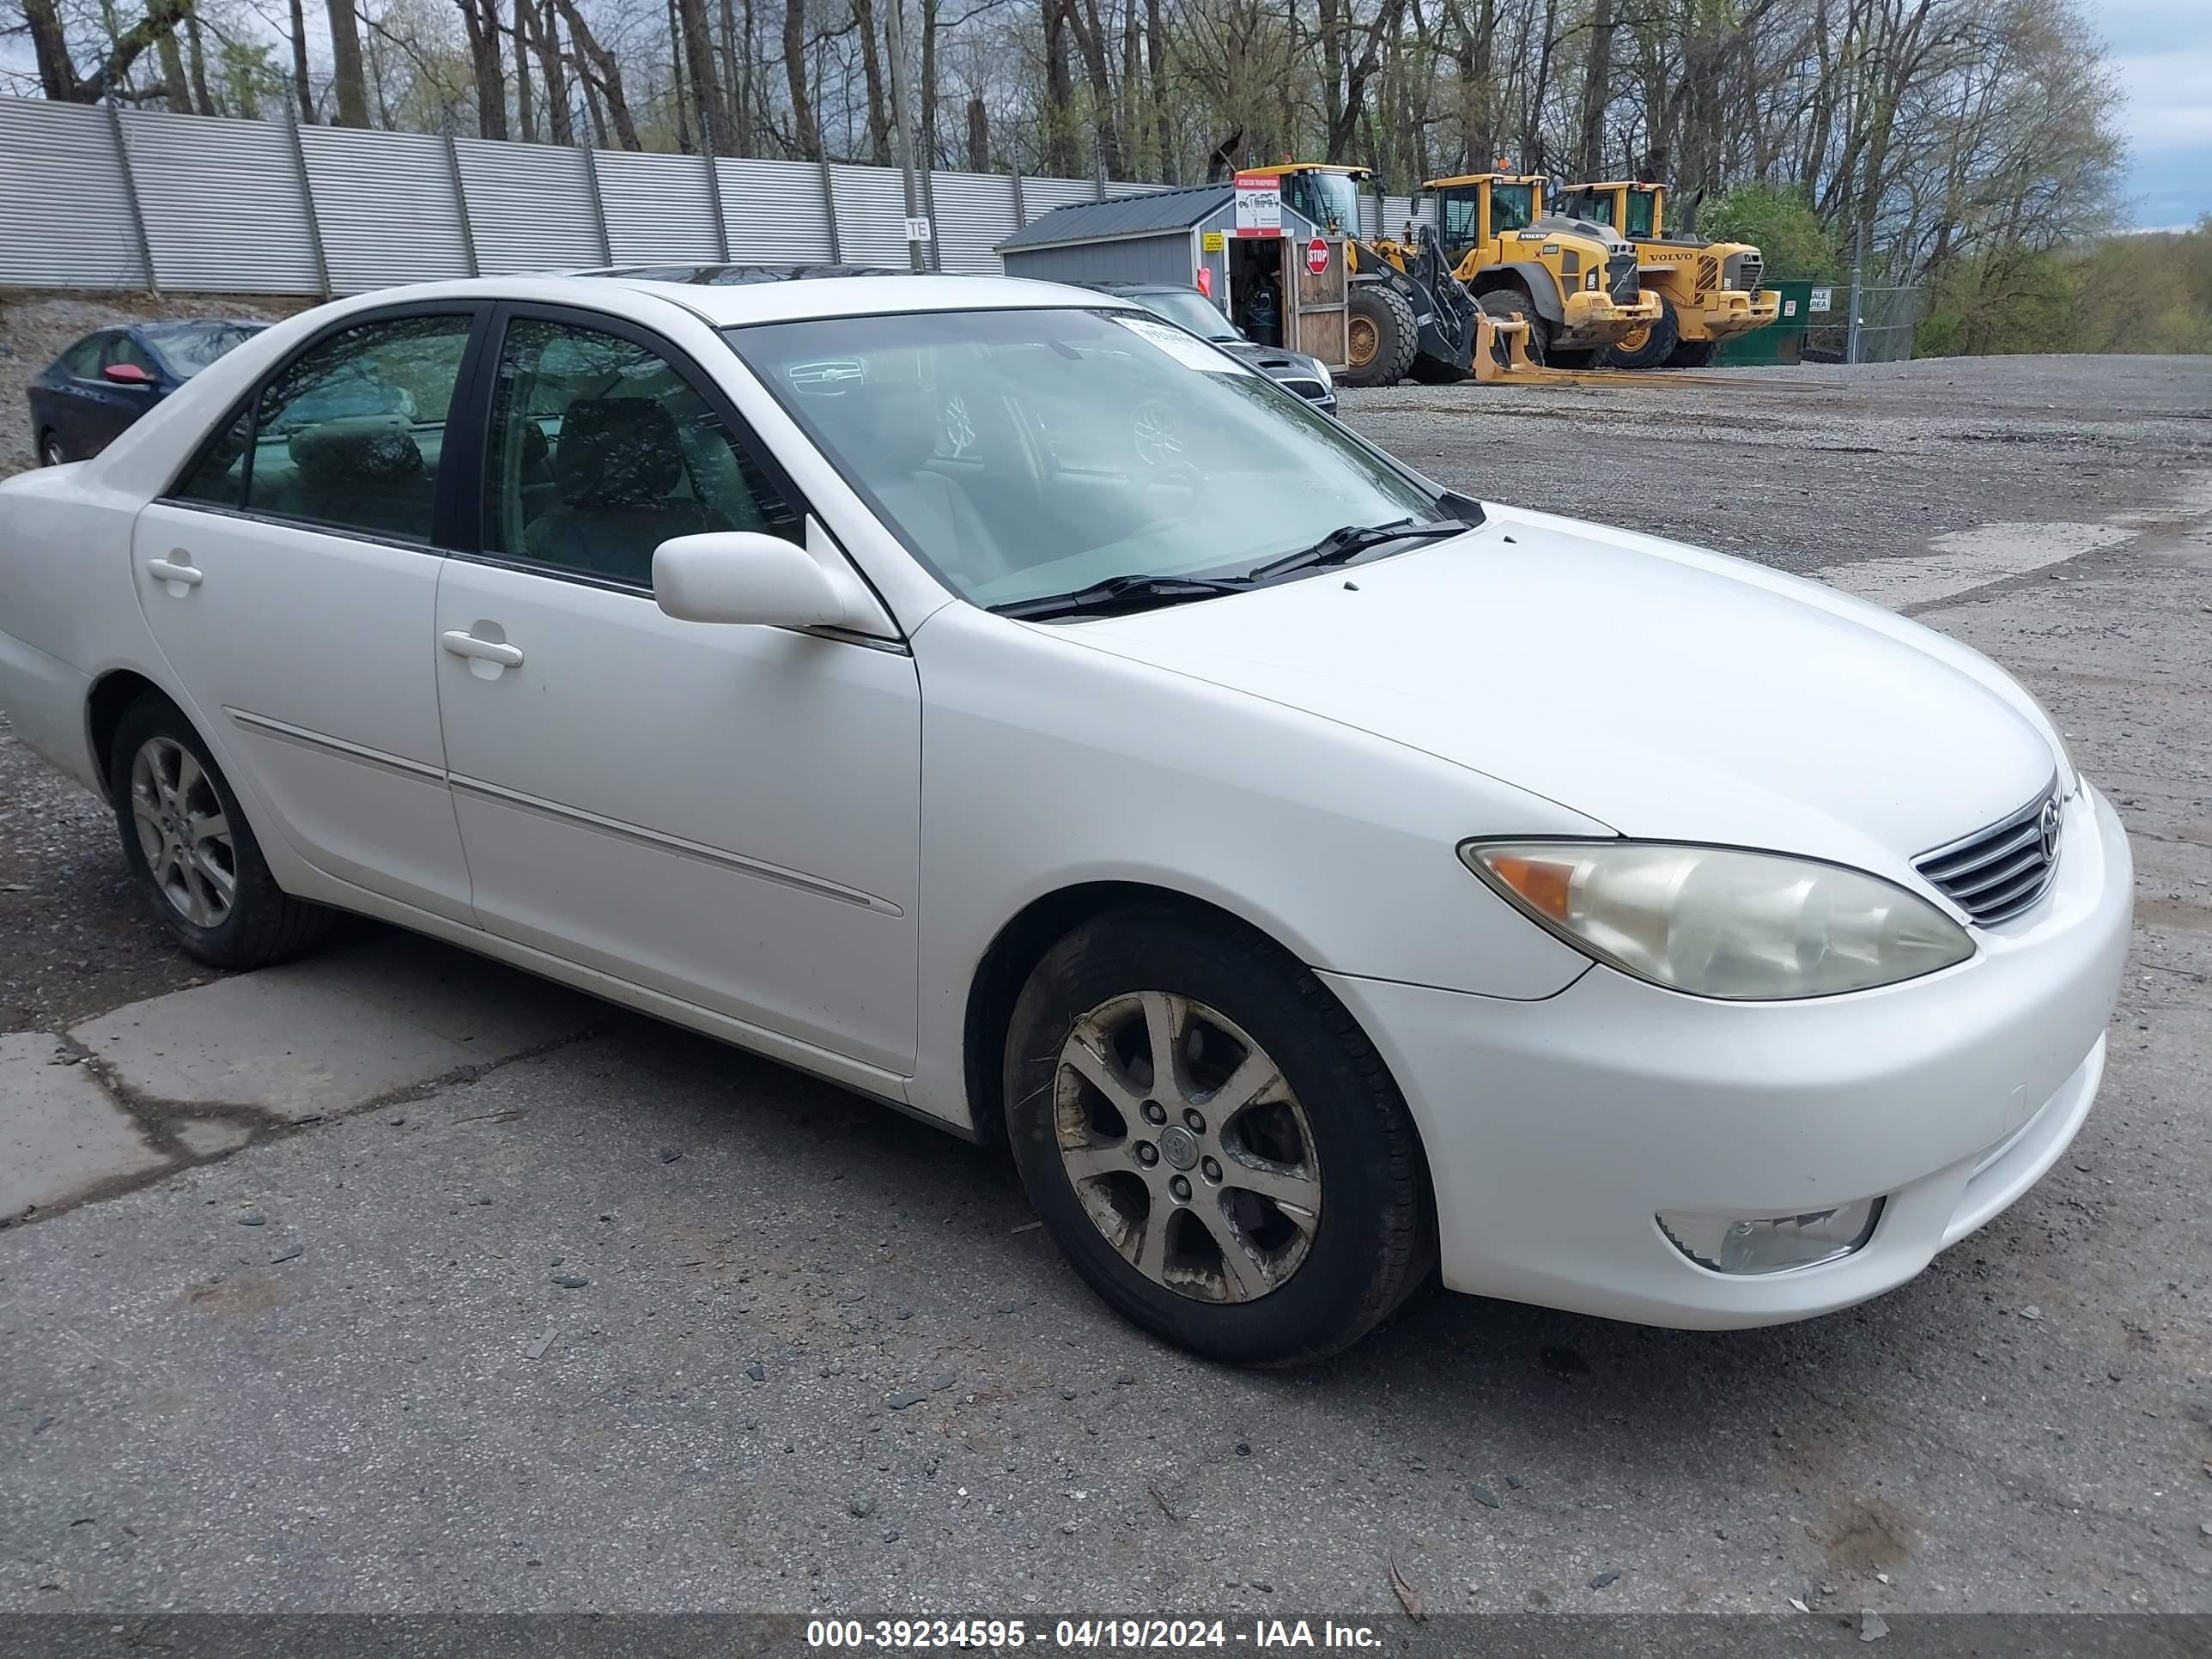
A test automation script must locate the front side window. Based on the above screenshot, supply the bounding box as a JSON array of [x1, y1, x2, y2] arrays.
[[727, 307, 1443, 611], [106, 335, 158, 375], [237, 313, 472, 543], [483, 317, 800, 590]]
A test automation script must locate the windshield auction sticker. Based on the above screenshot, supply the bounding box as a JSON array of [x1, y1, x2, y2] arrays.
[[1105, 313, 1256, 374]]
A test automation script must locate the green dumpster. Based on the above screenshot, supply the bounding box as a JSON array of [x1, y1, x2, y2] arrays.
[[1713, 279, 1837, 367]]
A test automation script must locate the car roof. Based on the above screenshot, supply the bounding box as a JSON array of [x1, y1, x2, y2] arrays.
[[1079, 281, 1193, 295], [559, 267, 1139, 326]]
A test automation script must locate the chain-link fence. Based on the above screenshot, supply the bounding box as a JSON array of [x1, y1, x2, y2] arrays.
[[1802, 276, 1924, 364]]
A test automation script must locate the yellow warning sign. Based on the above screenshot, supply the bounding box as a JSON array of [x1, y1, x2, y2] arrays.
[[1200, 231, 1225, 252]]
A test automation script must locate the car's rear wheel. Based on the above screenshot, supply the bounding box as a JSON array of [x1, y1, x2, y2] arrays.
[[1005, 904, 1433, 1365], [109, 697, 336, 969], [39, 429, 66, 467]]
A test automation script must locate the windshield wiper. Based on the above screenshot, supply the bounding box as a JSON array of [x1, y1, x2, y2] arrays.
[[1245, 516, 1476, 581], [991, 572, 1253, 622]]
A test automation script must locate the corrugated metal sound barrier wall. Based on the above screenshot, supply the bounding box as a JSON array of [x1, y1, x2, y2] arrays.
[[0, 96, 1176, 297]]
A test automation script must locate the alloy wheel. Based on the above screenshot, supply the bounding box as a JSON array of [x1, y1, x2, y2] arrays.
[[1053, 990, 1322, 1304], [129, 736, 236, 928]]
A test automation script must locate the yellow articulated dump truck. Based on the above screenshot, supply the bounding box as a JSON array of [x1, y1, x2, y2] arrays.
[[1548, 181, 1781, 368]]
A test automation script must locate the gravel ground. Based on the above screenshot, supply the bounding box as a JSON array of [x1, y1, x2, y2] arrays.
[[1, 349, 2209, 1626]]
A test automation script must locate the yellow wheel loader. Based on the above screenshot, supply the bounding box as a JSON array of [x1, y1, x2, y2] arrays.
[[1240, 164, 1658, 385], [1548, 181, 1781, 368], [1401, 173, 1662, 372]]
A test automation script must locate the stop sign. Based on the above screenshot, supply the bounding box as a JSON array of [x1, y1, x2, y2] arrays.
[[1305, 237, 1331, 275]]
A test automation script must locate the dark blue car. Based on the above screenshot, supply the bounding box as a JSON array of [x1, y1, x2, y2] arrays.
[[27, 319, 265, 466]]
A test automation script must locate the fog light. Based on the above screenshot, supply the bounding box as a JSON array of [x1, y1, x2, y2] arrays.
[[1656, 1199, 1884, 1275]]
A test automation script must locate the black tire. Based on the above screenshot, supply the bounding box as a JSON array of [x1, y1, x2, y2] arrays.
[[1344, 282, 1417, 387], [1476, 288, 1549, 365], [1603, 293, 1680, 369], [1666, 338, 1717, 368], [108, 696, 336, 969], [1407, 352, 1468, 384], [1004, 903, 1434, 1366], [39, 429, 67, 467]]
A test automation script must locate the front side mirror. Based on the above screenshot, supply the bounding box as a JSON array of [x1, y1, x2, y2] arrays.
[[102, 362, 153, 386], [653, 531, 849, 629]]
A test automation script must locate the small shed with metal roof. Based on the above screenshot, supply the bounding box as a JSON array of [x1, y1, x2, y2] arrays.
[[996, 183, 1347, 368]]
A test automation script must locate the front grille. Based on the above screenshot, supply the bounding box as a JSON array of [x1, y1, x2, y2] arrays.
[[1607, 252, 1638, 301], [1274, 377, 1329, 404], [1914, 780, 2064, 925], [1733, 253, 1763, 291]]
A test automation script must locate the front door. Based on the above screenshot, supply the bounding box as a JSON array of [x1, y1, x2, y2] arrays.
[[131, 306, 483, 921], [432, 306, 922, 1074]]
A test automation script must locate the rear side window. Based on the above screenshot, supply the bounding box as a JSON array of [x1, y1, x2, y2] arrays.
[[168, 313, 473, 543]]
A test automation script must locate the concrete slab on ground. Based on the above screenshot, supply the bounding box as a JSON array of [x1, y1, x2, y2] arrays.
[[0, 1031, 165, 1216], [66, 932, 601, 1122]]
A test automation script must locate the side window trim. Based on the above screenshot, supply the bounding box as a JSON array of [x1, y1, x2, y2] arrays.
[[158, 301, 491, 556], [454, 300, 820, 592]]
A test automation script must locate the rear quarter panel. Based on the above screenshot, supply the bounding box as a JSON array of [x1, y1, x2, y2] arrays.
[[0, 465, 167, 789]]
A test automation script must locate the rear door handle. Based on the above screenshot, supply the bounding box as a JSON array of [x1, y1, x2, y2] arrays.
[[441, 629, 524, 668], [146, 556, 203, 592]]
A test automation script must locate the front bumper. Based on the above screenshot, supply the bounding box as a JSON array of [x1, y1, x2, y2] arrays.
[[1696, 288, 1784, 340], [1322, 781, 2132, 1328], [1559, 289, 1664, 347]]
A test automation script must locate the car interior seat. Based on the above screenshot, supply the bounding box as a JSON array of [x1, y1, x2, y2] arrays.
[[526, 398, 732, 585]]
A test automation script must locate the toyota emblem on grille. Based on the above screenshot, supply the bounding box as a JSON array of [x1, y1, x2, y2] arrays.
[[2039, 796, 2061, 863]]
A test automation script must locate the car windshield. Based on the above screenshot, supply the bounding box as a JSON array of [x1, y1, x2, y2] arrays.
[[725, 307, 1447, 611], [1128, 289, 1241, 343], [1286, 171, 1363, 234], [145, 322, 264, 379]]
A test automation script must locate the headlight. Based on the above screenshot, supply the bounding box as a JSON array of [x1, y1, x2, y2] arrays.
[[1311, 356, 1333, 389], [1461, 841, 1973, 1000]]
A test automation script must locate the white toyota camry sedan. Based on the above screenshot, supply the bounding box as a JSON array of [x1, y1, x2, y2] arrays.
[[0, 270, 2131, 1364]]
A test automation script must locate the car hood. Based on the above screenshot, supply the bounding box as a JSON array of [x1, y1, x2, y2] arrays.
[[1049, 505, 2063, 873], [1219, 339, 1322, 378]]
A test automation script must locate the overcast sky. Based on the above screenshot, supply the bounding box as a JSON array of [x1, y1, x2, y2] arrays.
[[2096, 0, 2212, 228]]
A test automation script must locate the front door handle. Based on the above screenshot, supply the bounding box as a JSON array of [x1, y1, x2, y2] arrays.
[[441, 629, 524, 673], [146, 556, 203, 593]]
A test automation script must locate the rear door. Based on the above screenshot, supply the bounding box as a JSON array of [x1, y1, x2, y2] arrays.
[[130, 304, 484, 921]]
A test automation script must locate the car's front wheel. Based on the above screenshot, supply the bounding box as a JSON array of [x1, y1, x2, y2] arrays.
[[1005, 904, 1433, 1365], [39, 429, 66, 467], [108, 697, 336, 969]]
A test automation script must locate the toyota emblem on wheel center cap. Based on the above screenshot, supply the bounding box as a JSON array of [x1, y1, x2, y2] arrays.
[[1158, 1125, 1200, 1171]]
